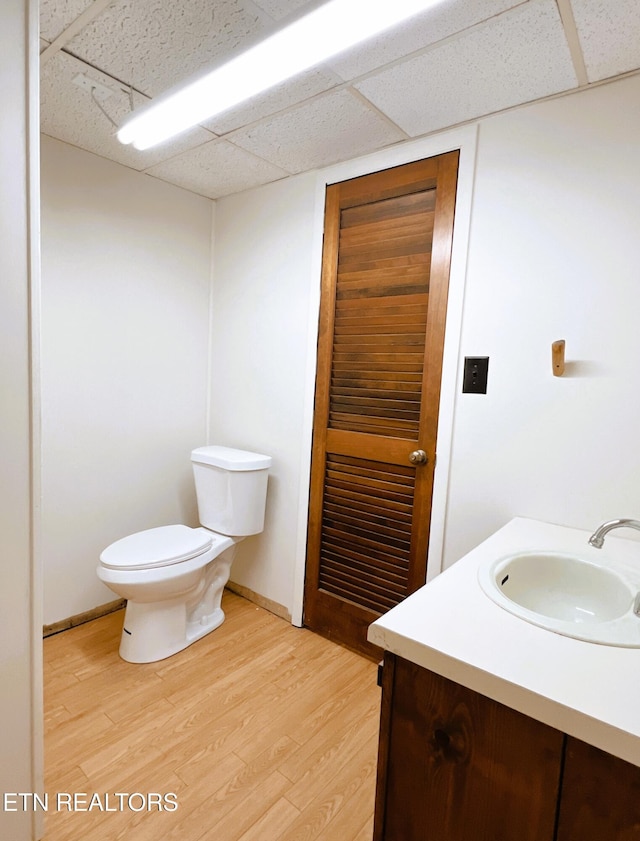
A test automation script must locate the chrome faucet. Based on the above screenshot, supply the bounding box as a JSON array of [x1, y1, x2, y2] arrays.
[[588, 518, 640, 549]]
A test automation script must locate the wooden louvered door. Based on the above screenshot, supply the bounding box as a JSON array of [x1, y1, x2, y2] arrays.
[[304, 152, 459, 658]]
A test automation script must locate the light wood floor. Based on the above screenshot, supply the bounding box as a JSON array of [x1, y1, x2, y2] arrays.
[[43, 591, 380, 841]]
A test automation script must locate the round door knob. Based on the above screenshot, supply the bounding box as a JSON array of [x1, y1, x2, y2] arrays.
[[409, 449, 428, 465]]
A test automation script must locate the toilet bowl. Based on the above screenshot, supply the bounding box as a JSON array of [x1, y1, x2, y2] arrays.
[[97, 445, 271, 663]]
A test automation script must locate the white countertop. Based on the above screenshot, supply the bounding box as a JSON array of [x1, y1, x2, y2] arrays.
[[368, 517, 640, 767]]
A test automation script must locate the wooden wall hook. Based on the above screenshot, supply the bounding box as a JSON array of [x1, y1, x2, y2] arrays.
[[552, 340, 565, 376]]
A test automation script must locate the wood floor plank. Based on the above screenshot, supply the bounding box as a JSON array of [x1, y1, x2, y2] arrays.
[[44, 763, 90, 798], [77, 697, 177, 779], [353, 815, 376, 841], [231, 657, 372, 762], [75, 754, 245, 841], [314, 748, 378, 841], [283, 660, 377, 746], [43, 591, 380, 841], [45, 709, 116, 777], [197, 769, 292, 841], [235, 796, 300, 841], [44, 702, 75, 736], [163, 638, 297, 714], [277, 739, 378, 841], [283, 696, 380, 810], [279, 672, 379, 784]]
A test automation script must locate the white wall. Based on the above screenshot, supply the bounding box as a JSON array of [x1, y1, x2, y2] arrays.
[[209, 172, 318, 614], [1, 1, 42, 837], [444, 72, 640, 565], [212, 73, 640, 618], [39, 70, 640, 627], [40, 137, 214, 625]]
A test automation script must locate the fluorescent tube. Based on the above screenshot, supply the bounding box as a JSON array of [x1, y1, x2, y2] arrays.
[[117, 0, 446, 150]]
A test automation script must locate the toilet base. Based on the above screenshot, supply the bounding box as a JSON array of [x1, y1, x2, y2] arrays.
[[119, 600, 226, 663], [115, 544, 237, 663]]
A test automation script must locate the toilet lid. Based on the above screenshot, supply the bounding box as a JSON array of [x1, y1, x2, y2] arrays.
[[100, 525, 213, 570]]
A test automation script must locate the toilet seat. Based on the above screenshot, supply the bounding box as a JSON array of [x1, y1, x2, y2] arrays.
[[100, 524, 213, 571]]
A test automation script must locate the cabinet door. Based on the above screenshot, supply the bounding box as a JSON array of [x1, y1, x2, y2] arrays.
[[376, 655, 563, 841], [556, 737, 640, 840]]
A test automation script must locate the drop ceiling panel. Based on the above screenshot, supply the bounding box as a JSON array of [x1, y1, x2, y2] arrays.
[[65, 0, 268, 97], [230, 88, 407, 173], [571, 0, 640, 82], [145, 139, 289, 199], [251, 0, 315, 19], [356, 0, 578, 138], [203, 67, 342, 135], [40, 0, 95, 42], [41, 51, 214, 170], [329, 0, 524, 81]]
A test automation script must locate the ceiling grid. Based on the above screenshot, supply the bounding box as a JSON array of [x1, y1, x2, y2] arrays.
[[39, 0, 640, 199]]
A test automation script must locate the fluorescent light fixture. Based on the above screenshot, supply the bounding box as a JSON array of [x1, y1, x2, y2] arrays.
[[117, 0, 446, 150]]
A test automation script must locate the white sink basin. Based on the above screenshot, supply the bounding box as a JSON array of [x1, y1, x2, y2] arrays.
[[478, 551, 640, 646]]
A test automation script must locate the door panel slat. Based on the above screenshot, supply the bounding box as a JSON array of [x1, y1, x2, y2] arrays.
[[323, 492, 414, 518], [334, 292, 428, 310], [321, 543, 411, 575], [321, 541, 411, 573], [323, 511, 412, 542], [332, 376, 423, 389], [319, 571, 406, 609], [340, 190, 436, 226], [318, 453, 416, 613], [325, 481, 414, 507], [338, 213, 435, 245], [325, 469, 415, 492]]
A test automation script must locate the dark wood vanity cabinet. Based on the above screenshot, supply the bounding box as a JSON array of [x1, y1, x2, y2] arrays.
[[556, 738, 640, 841], [374, 654, 640, 841]]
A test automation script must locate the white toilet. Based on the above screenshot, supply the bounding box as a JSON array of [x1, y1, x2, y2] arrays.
[[97, 445, 271, 663]]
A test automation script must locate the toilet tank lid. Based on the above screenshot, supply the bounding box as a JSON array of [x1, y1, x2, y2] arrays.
[[191, 445, 272, 471]]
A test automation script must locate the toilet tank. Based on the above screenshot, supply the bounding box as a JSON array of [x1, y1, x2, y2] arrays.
[[190, 445, 272, 536]]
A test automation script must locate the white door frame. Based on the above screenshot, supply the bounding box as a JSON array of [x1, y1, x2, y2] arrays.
[[0, 1, 43, 839]]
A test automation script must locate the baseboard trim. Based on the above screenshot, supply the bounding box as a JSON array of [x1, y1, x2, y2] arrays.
[[226, 581, 291, 623], [43, 586, 291, 638], [43, 598, 126, 638]]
